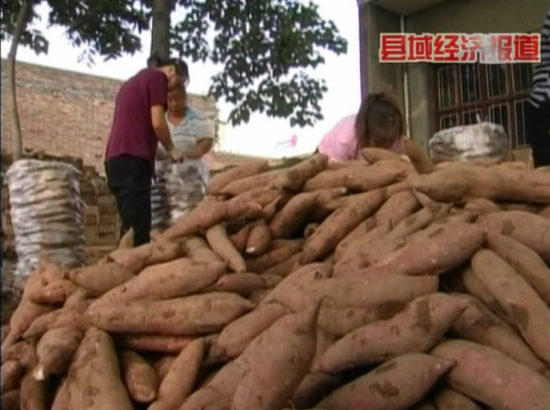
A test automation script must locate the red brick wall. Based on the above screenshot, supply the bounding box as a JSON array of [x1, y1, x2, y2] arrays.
[[1, 59, 216, 173]]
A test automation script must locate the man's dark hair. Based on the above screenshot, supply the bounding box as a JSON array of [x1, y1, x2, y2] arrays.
[[147, 53, 190, 85]]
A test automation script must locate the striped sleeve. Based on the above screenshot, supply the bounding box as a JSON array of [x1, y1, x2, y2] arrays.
[[529, 9, 550, 108]]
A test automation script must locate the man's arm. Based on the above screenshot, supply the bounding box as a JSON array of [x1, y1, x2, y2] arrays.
[[185, 138, 213, 159], [404, 138, 435, 174], [147, 72, 176, 153], [151, 106, 175, 153]]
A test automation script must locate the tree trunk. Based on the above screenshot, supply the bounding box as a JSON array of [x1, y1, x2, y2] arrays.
[[7, 0, 31, 161], [150, 0, 173, 60]]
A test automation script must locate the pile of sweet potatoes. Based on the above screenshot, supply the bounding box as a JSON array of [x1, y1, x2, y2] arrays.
[[2, 151, 550, 410]]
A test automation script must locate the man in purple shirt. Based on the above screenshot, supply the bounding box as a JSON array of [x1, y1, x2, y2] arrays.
[[105, 56, 188, 246]]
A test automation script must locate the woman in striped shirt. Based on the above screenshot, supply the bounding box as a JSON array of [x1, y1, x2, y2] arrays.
[[527, 9, 550, 167]]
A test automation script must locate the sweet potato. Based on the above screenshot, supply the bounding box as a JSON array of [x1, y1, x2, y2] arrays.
[[260, 251, 302, 277], [163, 198, 262, 240], [317, 353, 455, 410], [118, 334, 195, 354], [33, 327, 83, 380], [120, 350, 158, 403], [208, 160, 270, 194], [154, 356, 176, 383], [273, 154, 328, 192], [206, 224, 247, 272], [487, 233, 550, 305], [333, 217, 378, 262], [1, 361, 23, 394], [410, 166, 550, 203], [51, 378, 69, 410], [374, 190, 420, 226], [451, 295, 547, 374], [433, 387, 483, 410], [96, 259, 225, 305], [362, 147, 404, 163], [304, 160, 408, 192], [261, 263, 334, 309], [269, 192, 320, 238], [68, 328, 133, 410], [261, 195, 282, 221], [471, 250, 550, 363], [20, 372, 45, 410], [410, 401, 437, 410], [216, 302, 288, 359], [87, 293, 255, 336], [291, 373, 342, 409], [249, 289, 270, 304], [228, 224, 252, 254], [246, 239, 304, 273], [2, 340, 37, 369], [1, 389, 19, 410], [301, 189, 385, 263], [232, 302, 321, 410], [308, 187, 348, 221], [231, 188, 284, 208], [477, 211, 550, 261], [459, 267, 513, 326], [464, 198, 502, 214], [219, 169, 281, 196], [375, 222, 485, 276], [185, 237, 224, 264], [314, 293, 467, 374], [68, 262, 135, 296], [23, 300, 92, 339], [204, 273, 267, 297], [432, 339, 550, 410], [108, 238, 183, 273], [28, 279, 76, 306], [149, 339, 205, 410], [245, 221, 272, 255], [6, 300, 53, 342], [540, 204, 550, 219]]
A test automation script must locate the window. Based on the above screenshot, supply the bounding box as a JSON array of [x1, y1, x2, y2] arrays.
[[434, 63, 533, 148]]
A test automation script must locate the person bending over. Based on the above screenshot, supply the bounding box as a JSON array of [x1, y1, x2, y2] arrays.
[[317, 93, 434, 173]]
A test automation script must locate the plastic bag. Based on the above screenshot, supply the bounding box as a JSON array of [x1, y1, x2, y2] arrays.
[[429, 122, 510, 163], [6, 160, 86, 276]]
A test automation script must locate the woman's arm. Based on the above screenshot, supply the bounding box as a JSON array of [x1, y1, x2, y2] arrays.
[[404, 138, 435, 174], [185, 138, 213, 159]]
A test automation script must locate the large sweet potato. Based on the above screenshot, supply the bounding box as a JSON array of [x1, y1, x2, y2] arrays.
[[96, 259, 225, 305], [23, 299, 91, 339], [477, 211, 550, 261], [317, 353, 455, 410], [208, 160, 270, 195], [487, 233, 550, 305], [314, 293, 467, 373], [452, 295, 548, 374], [51, 378, 69, 410], [374, 222, 485, 276], [301, 189, 385, 263], [471, 250, 550, 363], [245, 221, 272, 256], [163, 198, 262, 240], [117, 334, 195, 354], [20, 372, 45, 410], [87, 293, 255, 336], [433, 387, 483, 410], [246, 239, 304, 273], [68, 328, 133, 410], [269, 191, 320, 239], [410, 166, 550, 204], [232, 302, 321, 410], [107, 238, 183, 273], [68, 262, 135, 296], [1, 361, 23, 394], [216, 302, 288, 359], [149, 339, 205, 410], [120, 350, 158, 403], [374, 190, 420, 226], [206, 224, 247, 272], [432, 339, 550, 410], [273, 154, 328, 192], [33, 326, 83, 380]]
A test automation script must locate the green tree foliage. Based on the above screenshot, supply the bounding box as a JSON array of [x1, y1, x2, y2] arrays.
[[1, 0, 347, 127]]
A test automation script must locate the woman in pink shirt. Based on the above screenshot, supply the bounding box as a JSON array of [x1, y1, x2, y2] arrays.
[[318, 93, 433, 173]]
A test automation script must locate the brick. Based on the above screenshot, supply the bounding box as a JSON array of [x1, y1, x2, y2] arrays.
[[100, 213, 118, 224], [99, 224, 116, 235]]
